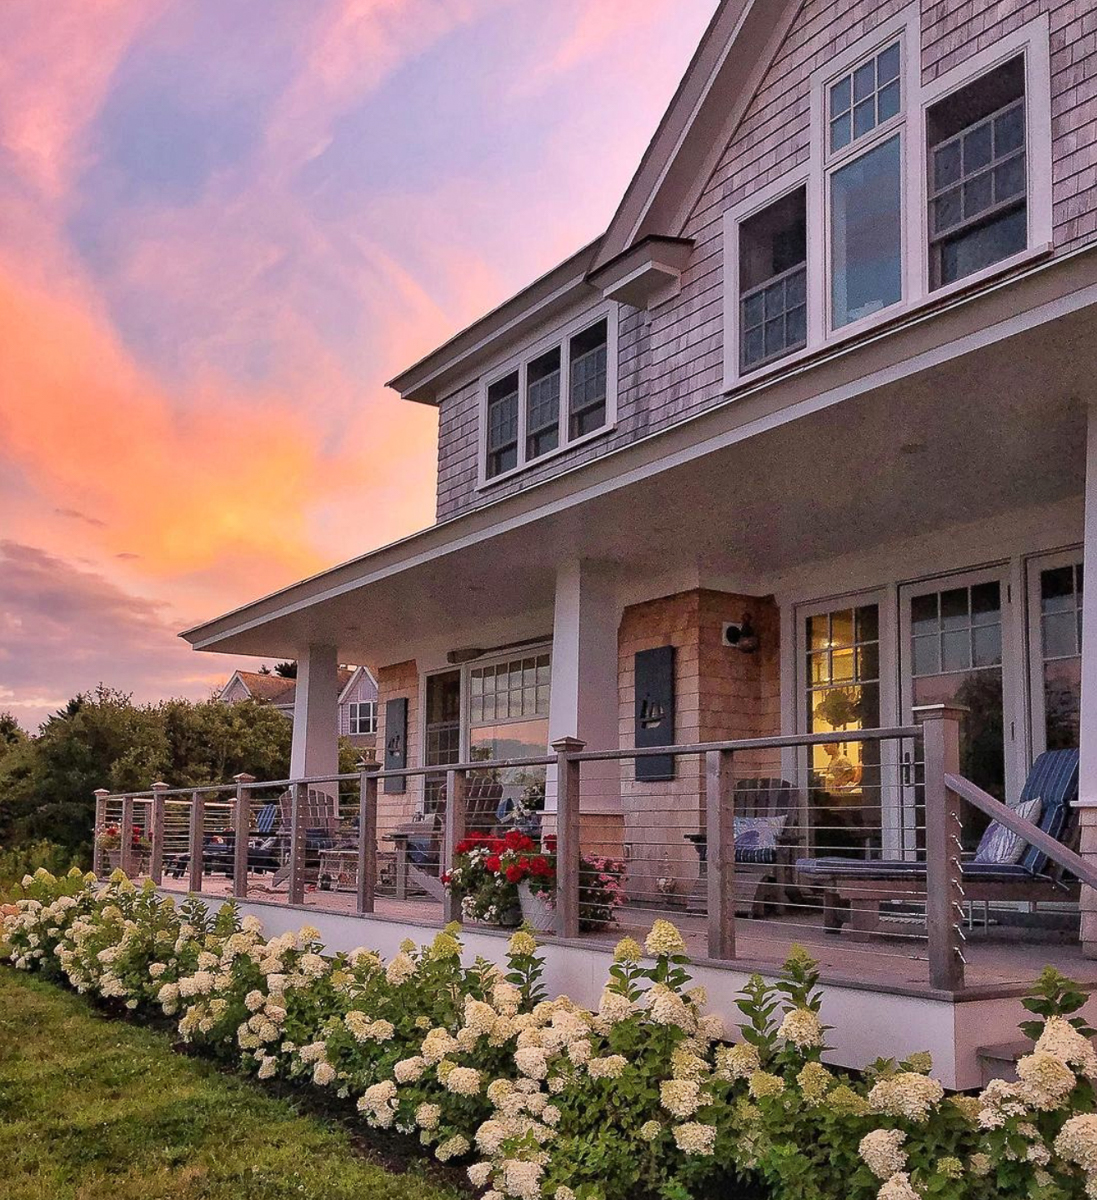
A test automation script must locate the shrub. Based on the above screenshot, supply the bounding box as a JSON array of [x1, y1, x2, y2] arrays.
[[4, 871, 1097, 1200]]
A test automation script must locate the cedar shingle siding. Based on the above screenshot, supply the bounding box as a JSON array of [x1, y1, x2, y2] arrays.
[[434, 0, 1097, 523]]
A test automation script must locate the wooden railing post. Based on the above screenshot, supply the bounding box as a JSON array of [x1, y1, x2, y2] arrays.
[[120, 793, 136, 877], [232, 774, 256, 898], [288, 782, 307, 905], [93, 789, 110, 875], [552, 737, 585, 939], [442, 768, 468, 924], [706, 749, 736, 960], [356, 760, 380, 915], [150, 783, 168, 884], [188, 790, 205, 895], [917, 704, 966, 991]]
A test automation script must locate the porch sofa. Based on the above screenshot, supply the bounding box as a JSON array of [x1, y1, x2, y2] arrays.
[[795, 748, 1080, 938]]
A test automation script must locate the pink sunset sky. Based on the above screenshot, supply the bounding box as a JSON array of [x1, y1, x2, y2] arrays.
[[0, 0, 718, 731]]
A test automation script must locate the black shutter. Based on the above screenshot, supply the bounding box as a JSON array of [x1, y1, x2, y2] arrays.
[[634, 646, 675, 781], [384, 697, 409, 794]]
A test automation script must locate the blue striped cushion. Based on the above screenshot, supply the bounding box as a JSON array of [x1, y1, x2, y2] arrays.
[[736, 846, 778, 865], [1017, 750, 1078, 876], [255, 803, 279, 835]]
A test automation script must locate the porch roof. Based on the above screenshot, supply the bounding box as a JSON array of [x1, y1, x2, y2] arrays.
[[182, 258, 1097, 665]]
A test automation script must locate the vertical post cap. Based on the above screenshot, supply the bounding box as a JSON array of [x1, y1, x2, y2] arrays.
[[151, 781, 170, 790], [912, 703, 969, 720], [93, 788, 111, 798], [551, 736, 587, 753], [356, 757, 380, 771], [232, 773, 257, 784]]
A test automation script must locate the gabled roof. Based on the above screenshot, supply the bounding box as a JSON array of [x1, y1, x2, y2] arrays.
[[220, 666, 365, 708], [386, 0, 802, 405]]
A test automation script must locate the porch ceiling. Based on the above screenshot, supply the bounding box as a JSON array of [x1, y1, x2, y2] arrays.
[[188, 301, 1095, 666]]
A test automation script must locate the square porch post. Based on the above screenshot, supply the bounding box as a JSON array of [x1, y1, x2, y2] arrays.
[[290, 644, 340, 822], [233, 774, 256, 898], [1077, 401, 1097, 957], [150, 782, 168, 885]]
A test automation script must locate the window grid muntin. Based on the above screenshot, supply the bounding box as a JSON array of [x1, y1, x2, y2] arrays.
[[909, 582, 1003, 679], [929, 97, 1026, 243], [829, 41, 902, 155], [1040, 562, 1083, 663], [740, 261, 808, 373], [468, 653, 551, 727]]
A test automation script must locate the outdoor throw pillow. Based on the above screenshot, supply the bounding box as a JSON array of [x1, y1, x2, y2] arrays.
[[973, 795, 1042, 865], [734, 815, 788, 865]]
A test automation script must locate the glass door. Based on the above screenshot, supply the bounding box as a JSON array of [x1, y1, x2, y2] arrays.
[[423, 670, 462, 814], [899, 566, 1018, 850], [1027, 551, 1083, 756]]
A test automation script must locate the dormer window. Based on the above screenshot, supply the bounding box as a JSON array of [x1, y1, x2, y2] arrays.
[[479, 308, 616, 487], [828, 42, 901, 153], [486, 372, 519, 479]]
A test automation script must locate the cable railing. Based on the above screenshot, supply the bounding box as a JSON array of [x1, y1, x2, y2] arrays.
[[91, 705, 1085, 993]]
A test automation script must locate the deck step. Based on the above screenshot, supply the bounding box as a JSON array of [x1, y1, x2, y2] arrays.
[[975, 1039, 1031, 1086]]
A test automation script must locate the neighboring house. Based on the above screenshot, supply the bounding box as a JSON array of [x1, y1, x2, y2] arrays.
[[218, 666, 378, 752], [176, 2, 1097, 1081]]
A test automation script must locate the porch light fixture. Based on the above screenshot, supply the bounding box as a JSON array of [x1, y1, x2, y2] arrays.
[[725, 614, 760, 653]]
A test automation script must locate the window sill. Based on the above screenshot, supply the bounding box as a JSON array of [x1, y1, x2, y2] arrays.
[[724, 241, 1054, 393], [477, 423, 615, 492]]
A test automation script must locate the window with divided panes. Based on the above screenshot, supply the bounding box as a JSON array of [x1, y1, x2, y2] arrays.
[[486, 372, 519, 479], [739, 187, 807, 373]]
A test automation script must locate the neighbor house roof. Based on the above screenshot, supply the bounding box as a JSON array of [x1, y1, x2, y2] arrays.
[[219, 666, 363, 710]]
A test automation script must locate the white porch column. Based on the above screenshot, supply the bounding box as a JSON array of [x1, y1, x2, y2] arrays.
[[290, 644, 339, 780], [547, 561, 619, 816], [1077, 402, 1097, 957]]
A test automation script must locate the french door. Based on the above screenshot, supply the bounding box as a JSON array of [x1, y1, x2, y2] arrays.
[[899, 565, 1020, 851]]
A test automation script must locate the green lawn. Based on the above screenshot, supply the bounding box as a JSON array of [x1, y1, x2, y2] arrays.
[[0, 969, 463, 1200]]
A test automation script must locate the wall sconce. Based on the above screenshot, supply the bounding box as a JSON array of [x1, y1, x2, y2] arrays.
[[723, 613, 760, 653]]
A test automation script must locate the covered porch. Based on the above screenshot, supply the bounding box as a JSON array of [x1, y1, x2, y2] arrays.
[[154, 282, 1097, 1084]]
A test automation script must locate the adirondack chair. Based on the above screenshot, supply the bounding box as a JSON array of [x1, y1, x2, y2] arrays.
[[388, 777, 505, 901], [795, 748, 1080, 939], [268, 787, 343, 890], [686, 777, 802, 917]]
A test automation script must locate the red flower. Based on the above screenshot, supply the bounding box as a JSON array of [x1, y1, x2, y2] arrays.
[[504, 829, 534, 851], [530, 856, 553, 877], [543, 835, 557, 852], [485, 855, 502, 873], [517, 856, 530, 871], [441, 872, 451, 885], [505, 864, 524, 883]]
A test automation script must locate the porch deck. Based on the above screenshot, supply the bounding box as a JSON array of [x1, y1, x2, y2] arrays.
[[155, 869, 1097, 999]]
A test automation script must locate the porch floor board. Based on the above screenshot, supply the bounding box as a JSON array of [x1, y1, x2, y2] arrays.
[[154, 872, 1097, 998]]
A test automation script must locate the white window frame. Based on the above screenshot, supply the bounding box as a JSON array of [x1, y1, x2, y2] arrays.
[[347, 699, 377, 736], [721, 8, 1053, 391], [918, 13, 1052, 304], [477, 304, 618, 490], [1026, 546, 1084, 760]]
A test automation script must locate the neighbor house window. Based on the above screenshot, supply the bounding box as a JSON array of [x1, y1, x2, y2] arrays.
[[486, 371, 519, 479], [927, 56, 1027, 289], [348, 700, 377, 736], [739, 187, 807, 373], [481, 311, 614, 484]]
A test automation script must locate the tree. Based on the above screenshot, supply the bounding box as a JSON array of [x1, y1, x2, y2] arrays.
[[0, 687, 293, 858], [273, 661, 297, 678], [0, 712, 27, 764]]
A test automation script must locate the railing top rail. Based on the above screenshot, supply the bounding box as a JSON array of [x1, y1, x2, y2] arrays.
[[572, 726, 922, 763], [98, 727, 923, 801]]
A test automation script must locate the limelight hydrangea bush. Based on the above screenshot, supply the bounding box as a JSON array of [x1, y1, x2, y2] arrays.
[[4, 867, 1097, 1200]]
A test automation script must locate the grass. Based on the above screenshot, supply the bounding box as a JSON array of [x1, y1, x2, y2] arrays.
[[0, 968, 464, 1200]]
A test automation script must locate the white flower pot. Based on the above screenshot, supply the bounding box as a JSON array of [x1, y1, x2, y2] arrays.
[[518, 881, 555, 933]]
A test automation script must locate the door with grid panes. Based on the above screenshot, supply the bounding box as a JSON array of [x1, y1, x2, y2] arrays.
[[899, 566, 1018, 851]]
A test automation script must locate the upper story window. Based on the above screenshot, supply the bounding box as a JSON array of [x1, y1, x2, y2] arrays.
[[480, 309, 616, 486], [927, 56, 1027, 289], [348, 700, 377, 736], [486, 372, 519, 479], [721, 10, 1051, 391], [826, 39, 906, 332], [739, 187, 807, 373]]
